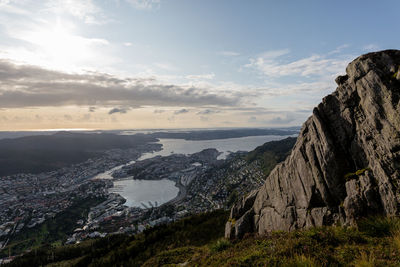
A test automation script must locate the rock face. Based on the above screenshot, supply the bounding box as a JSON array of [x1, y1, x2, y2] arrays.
[[226, 50, 400, 239]]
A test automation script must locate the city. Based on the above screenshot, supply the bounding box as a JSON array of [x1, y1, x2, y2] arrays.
[[0, 143, 267, 262]]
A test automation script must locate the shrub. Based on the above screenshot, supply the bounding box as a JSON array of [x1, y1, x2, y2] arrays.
[[393, 230, 400, 252], [210, 238, 232, 252], [353, 251, 375, 267], [282, 254, 318, 267], [357, 216, 400, 237]]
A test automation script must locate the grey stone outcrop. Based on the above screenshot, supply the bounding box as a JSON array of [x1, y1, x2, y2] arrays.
[[226, 50, 400, 238]]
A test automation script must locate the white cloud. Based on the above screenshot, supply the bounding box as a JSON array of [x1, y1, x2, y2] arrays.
[[218, 51, 240, 57], [328, 44, 350, 55], [0, 0, 107, 24], [0, 0, 30, 14], [0, 16, 115, 72], [45, 0, 106, 24], [153, 62, 178, 72], [186, 73, 215, 80], [246, 49, 349, 78], [124, 42, 133, 47], [259, 49, 290, 59], [125, 0, 160, 10]]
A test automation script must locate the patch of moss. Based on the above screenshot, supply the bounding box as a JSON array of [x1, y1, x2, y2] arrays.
[[393, 70, 399, 79], [344, 167, 372, 181]]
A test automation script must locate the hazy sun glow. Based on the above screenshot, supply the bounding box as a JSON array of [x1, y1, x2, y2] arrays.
[[19, 20, 108, 72]]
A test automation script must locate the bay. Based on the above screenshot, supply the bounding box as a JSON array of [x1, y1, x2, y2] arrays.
[[109, 178, 179, 209]]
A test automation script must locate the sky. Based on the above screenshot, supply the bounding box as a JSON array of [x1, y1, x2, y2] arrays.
[[0, 0, 399, 131]]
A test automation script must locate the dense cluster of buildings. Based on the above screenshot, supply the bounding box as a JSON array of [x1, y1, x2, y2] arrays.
[[62, 151, 266, 245], [0, 148, 148, 250], [0, 145, 266, 261]]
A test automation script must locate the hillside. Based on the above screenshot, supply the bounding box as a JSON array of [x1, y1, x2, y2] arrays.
[[5, 211, 400, 266], [0, 132, 159, 176]]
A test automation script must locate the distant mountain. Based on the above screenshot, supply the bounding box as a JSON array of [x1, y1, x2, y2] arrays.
[[149, 128, 299, 140], [0, 132, 158, 176], [227, 49, 400, 238]]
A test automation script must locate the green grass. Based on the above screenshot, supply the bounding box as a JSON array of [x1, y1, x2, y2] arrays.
[[209, 238, 232, 252], [6, 213, 400, 267], [357, 215, 400, 237]]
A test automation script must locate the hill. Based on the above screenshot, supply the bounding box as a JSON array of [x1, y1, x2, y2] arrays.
[[4, 211, 400, 266], [0, 132, 159, 176]]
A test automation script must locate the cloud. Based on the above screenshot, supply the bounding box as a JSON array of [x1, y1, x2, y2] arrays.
[[363, 44, 379, 51], [248, 116, 257, 123], [3, 0, 104, 25], [46, 0, 103, 24], [218, 51, 240, 57], [0, 9, 115, 71], [247, 112, 301, 126], [0, 59, 241, 109], [328, 44, 350, 55], [125, 0, 160, 9], [267, 113, 297, 124], [108, 107, 130, 115], [64, 114, 73, 121], [186, 73, 215, 80], [154, 62, 178, 71], [196, 109, 220, 115], [124, 42, 133, 47], [245, 49, 350, 78], [174, 109, 189, 115]]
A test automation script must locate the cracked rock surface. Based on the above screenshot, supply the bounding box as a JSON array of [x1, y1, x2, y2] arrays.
[[226, 50, 400, 239]]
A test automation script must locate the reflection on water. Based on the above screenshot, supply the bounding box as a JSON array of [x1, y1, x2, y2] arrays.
[[139, 135, 295, 160], [93, 160, 136, 180], [109, 178, 179, 208]]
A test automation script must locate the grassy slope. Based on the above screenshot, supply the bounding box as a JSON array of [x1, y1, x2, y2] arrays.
[[245, 137, 296, 176], [6, 212, 400, 266]]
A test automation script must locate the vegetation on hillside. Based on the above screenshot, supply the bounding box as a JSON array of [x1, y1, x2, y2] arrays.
[[5, 210, 229, 267], [6, 210, 400, 266], [246, 137, 296, 176]]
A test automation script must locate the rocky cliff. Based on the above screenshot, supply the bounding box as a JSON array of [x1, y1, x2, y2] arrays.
[[226, 50, 400, 239]]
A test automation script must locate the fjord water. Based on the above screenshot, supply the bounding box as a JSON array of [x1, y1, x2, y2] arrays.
[[139, 134, 296, 160], [107, 134, 295, 208], [109, 179, 179, 208]]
